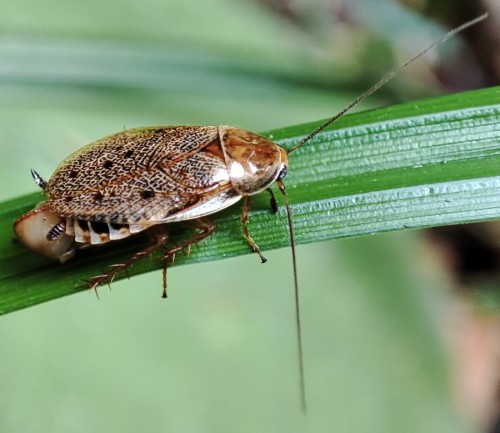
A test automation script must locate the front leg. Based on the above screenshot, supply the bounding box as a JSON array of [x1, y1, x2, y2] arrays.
[[240, 196, 267, 263]]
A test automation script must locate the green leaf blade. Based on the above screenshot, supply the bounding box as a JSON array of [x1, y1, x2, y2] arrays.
[[0, 86, 499, 315]]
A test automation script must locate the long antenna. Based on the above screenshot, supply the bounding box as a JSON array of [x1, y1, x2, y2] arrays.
[[287, 13, 488, 154], [278, 180, 306, 414], [281, 13, 488, 413]]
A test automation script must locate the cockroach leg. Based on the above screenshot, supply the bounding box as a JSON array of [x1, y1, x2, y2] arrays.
[[160, 218, 216, 298], [88, 229, 170, 292], [241, 196, 267, 263], [266, 188, 278, 213], [161, 251, 178, 298], [161, 219, 216, 263], [162, 263, 167, 299]]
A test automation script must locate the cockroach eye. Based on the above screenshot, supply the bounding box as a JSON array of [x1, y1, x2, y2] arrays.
[[277, 166, 287, 182]]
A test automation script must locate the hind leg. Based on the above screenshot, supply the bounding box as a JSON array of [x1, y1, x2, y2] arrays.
[[88, 228, 170, 293], [88, 219, 216, 298], [160, 218, 216, 298]]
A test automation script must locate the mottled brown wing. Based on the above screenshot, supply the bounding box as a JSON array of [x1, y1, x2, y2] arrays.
[[45, 126, 237, 224]]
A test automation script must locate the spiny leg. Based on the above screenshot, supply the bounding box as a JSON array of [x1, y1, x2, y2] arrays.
[[241, 196, 267, 263], [88, 229, 170, 292], [160, 218, 216, 298]]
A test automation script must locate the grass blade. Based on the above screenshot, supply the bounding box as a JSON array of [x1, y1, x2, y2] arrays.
[[0, 86, 498, 315]]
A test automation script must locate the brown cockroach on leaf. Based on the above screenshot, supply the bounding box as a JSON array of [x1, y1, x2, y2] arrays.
[[13, 14, 488, 413]]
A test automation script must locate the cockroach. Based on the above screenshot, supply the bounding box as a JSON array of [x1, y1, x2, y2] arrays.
[[13, 14, 488, 413]]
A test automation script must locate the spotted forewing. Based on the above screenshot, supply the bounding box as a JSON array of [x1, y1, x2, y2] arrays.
[[45, 126, 239, 224]]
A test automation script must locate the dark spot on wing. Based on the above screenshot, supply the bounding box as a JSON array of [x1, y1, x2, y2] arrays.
[[140, 190, 156, 199]]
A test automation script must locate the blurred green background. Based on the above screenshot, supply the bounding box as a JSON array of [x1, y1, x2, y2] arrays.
[[1, 0, 496, 432]]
